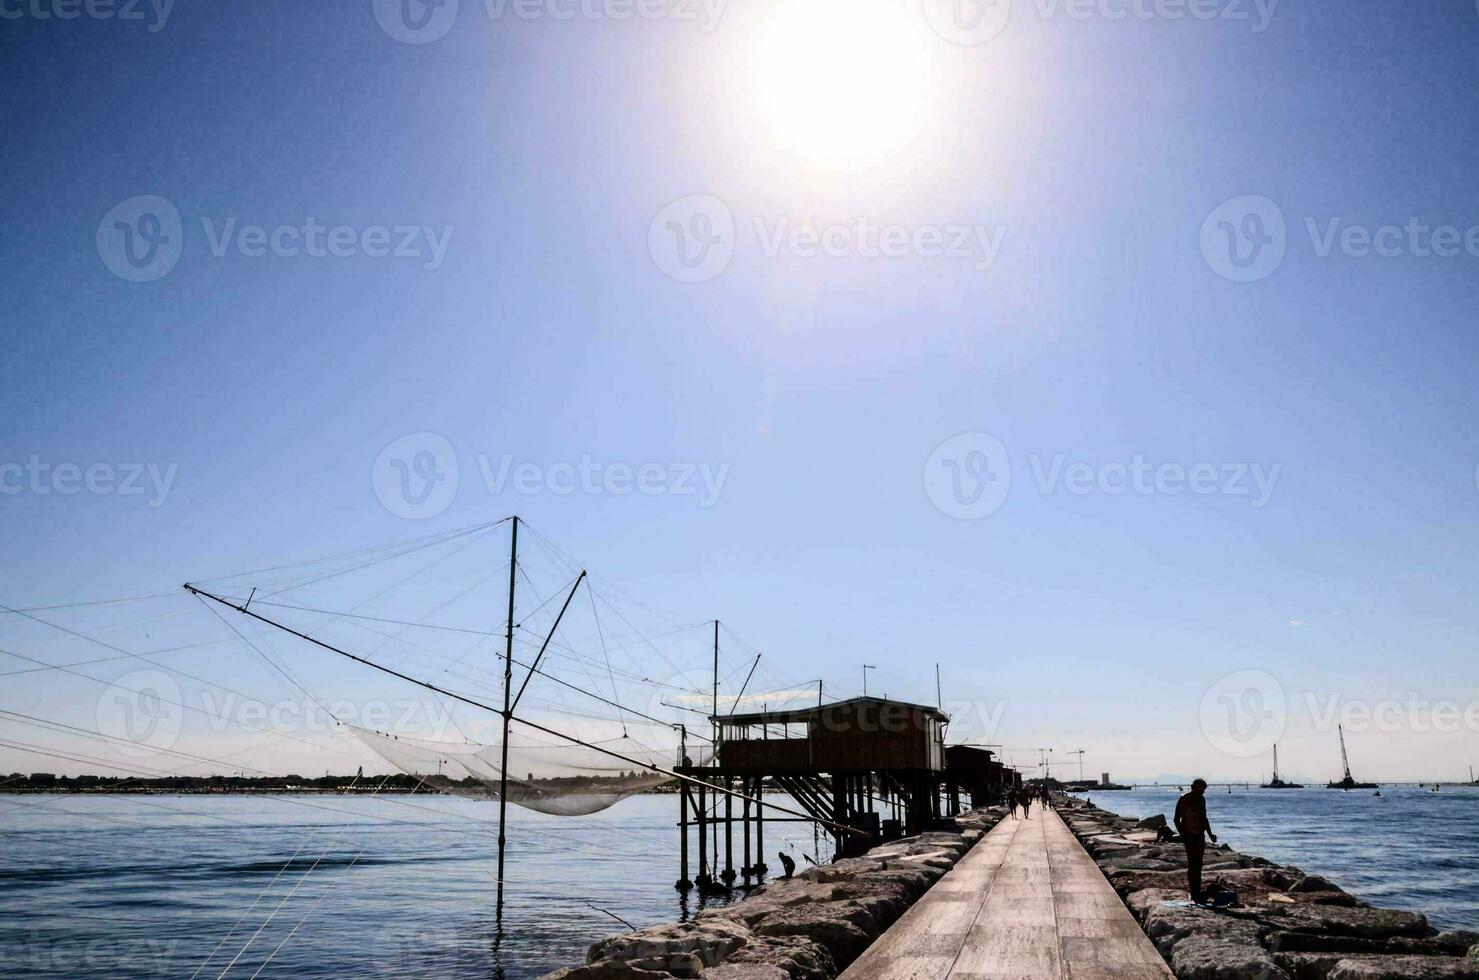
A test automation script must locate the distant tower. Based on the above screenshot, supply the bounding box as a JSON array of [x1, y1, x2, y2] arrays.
[[1100, 772, 1110, 788]]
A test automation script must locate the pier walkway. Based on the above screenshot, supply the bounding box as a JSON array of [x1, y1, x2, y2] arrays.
[[839, 807, 1173, 980]]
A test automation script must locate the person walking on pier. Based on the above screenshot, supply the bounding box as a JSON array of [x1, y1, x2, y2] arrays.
[[1020, 788, 1032, 820], [1174, 778, 1218, 905], [1006, 787, 1020, 819]]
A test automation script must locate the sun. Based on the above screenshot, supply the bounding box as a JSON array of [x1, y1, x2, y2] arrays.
[[751, 0, 932, 171]]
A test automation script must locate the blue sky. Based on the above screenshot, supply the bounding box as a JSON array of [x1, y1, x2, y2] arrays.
[[3, 0, 1479, 784]]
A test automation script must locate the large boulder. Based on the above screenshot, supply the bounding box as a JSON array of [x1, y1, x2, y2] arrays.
[[1172, 936, 1291, 979], [1143, 901, 1267, 957], [1291, 876, 1349, 896], [1391, 936, 1479, 957], [589, 917, 753, 972], [754, 907, 872, 968], [721, 934, 837, 980], [539, 963, 672, 980], [1432, 934, 1479, 956], [1128, 888, 1191, 922], [1327, 956, 1479, 979], [704, 965, 790, 980], [1111, 856, 1184, 872], [1266, 906, 1431, 941]]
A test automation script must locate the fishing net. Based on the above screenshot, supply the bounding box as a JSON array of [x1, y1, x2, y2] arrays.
[[348, 722, 713, 816]]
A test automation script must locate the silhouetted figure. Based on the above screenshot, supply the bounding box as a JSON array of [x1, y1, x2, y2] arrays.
[[1174, 778, 1218, 904], [1155, 825, 1176, 843], [778, 852, 796, 879], [1006, 788, 1020, 819], [1021, 790, 1032, 820]]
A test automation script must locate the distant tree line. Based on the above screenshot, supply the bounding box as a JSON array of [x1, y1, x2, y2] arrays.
[[3, 772, 450, 793]]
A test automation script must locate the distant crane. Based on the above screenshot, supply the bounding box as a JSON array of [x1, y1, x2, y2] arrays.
[[1069, 748, 1086, 783], [861, 664, 877, 697]]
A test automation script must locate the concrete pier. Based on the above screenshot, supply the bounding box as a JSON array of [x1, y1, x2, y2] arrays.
[[839, 807, 1173, 980]]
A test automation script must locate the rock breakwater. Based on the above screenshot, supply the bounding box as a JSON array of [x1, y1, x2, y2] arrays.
[[1061, 800, 1479, 980], [539, 808, 1002, 980]]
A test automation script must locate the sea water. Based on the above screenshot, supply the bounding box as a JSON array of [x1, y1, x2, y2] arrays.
[[2, 786, 1476, 978]]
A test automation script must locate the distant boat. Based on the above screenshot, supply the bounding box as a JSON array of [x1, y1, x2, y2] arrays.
[[1326, 725, 1378, 790], [1261, 744, 1303, 789]]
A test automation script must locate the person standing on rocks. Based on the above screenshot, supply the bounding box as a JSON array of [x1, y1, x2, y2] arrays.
[[1174, 778, 1218, 905], [778, 852, 796, 879]]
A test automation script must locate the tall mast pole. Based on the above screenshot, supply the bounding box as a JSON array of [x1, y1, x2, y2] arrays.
[[712, 619, 720, 870], [496, 516, 519, 922]]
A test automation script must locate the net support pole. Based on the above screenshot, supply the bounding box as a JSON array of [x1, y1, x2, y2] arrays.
[[741, 776, 752, 880], [677, 779, 691, 890], [723, 774, 734, 884], [754, 775, 766, 876], [697, 778, 708, 887], [496, 516, 518, 923]]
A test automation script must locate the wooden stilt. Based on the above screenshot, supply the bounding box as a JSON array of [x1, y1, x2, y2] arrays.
[[754, 777, 766, 876], [722, 775, 735, 885], [741, 777, 752, 881], [696, 778, 708, 888], [677, 780, 691, 890]]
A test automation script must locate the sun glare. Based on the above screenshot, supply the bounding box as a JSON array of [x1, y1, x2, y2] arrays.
[[751, 0, 931, 171]]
